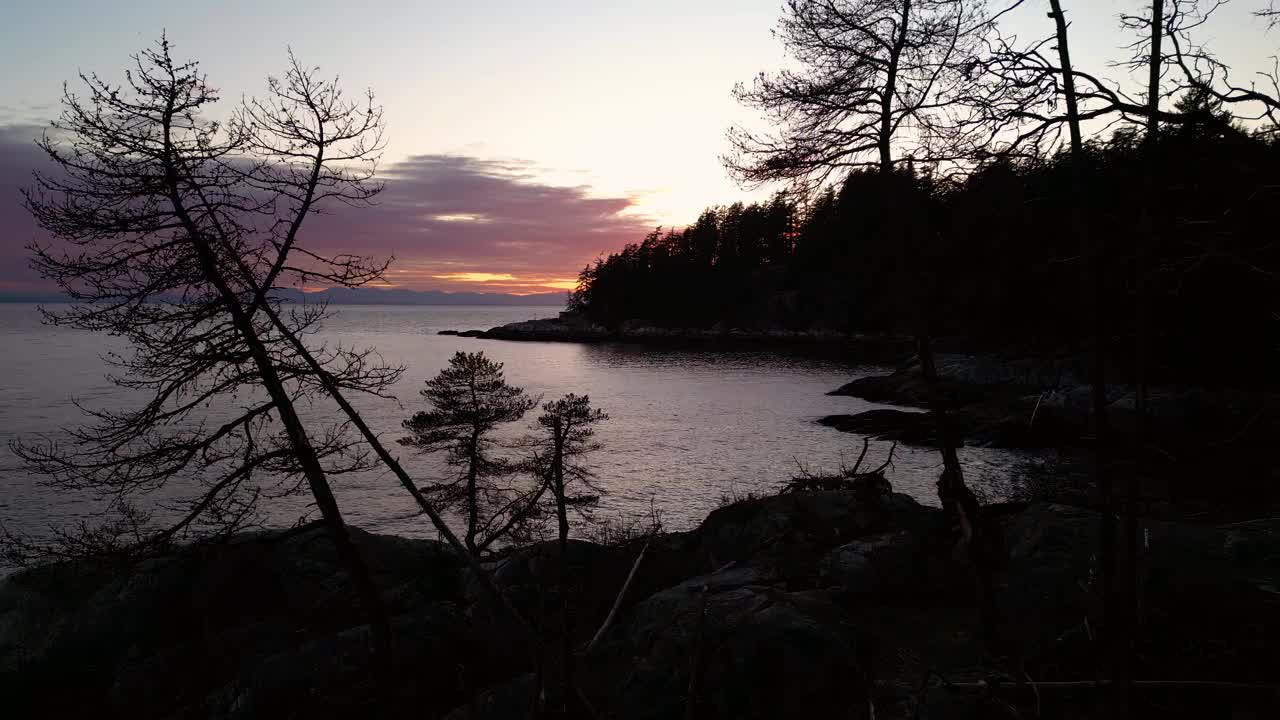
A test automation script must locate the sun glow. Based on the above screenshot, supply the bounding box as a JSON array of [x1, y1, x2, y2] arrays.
[[431, 213, 488, 222], [416, 271, 578, 293], [431, 272, 519, 283]]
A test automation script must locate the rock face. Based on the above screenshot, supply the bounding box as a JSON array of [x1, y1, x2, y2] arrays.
[[0, 526, 468, 719], [584, 566, 867, 720], [3, 489, 1279, 720], [996, 503, 1280, 684], [819, 529, 923, 598]]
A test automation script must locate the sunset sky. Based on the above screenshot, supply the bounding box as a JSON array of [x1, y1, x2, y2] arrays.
[[2, 0, 1276, 294]]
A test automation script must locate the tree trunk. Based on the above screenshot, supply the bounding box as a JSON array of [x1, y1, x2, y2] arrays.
[[1049, 1, 1115, 692], [552, 426, 572, 715], [466, 430, 481, 556], [252, 299, 542, 661], [874, 0, 990, 653], [157, 101, 391, 673], [1121, 0, 1165, 713]]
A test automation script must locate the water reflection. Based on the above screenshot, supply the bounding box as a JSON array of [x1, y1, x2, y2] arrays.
[[0, 304, 1061, 542]]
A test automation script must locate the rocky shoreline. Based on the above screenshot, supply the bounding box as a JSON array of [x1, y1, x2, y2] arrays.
[[820, 364, 1082, 450], [440, 316, 914, 358], [3, 480, 1277, 719], [822, 354, 1279, 451]]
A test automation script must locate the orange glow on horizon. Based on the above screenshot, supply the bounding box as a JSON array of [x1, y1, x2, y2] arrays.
[[540, 279, 578, 290], [355, 270, 582, 294], [431, 272, 519, 283]]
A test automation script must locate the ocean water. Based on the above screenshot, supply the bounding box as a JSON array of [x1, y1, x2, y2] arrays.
[[0, 303, 1045, 544]]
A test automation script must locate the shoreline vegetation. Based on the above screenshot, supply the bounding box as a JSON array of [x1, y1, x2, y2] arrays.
[[454, 315, 1276, 463]]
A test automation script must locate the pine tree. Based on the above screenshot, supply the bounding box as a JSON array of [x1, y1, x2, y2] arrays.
[[401, 351, 538, 554]]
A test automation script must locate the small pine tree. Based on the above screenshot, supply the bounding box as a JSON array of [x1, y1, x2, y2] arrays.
[[530, 393, 608, 713], [534, 394, 608, 543], [401, 351, 537, 554]]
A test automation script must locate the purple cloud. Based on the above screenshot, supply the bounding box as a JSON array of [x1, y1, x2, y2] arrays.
[[306, 154, 652, 292], [0, 125, 651, 294]]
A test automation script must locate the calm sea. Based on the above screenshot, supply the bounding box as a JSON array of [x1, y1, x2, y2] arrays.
[[0, 303, 1044, 545]]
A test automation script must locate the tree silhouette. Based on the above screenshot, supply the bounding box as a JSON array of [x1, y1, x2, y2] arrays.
[[725, 0, 987, 188], [401, 351, 538, 555], [12, 37, 396, 662], [725, 0, 987, 565], [530, 393, 608, 716]]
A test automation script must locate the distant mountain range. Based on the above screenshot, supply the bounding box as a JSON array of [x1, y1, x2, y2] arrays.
[[0, 287, 569, 307], [273, 287, 568, 306]]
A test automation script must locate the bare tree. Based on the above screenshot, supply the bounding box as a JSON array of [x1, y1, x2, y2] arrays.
[[1032, 4, 1132, 700], [726, 0, 988, 564], [1166, 1, 1280, 130], [962, 1, 1228, 156], [726, 0, 989, 188], [965, 3, 1273, 702], [400, 351, 540, 555], [12, 37, 396, 662]]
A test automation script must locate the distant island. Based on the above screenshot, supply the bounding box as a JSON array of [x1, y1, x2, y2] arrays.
[[0, 287, 569, 307]]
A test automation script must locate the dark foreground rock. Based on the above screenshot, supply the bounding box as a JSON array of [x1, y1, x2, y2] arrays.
[[0, 526, 467, 718], [3, 488, 1278, 719], [828, 354, 1280, 457], [827, 356, 1280, 521]]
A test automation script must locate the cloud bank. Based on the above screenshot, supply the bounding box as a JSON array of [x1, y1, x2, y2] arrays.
[[0, 125, 651, 294]]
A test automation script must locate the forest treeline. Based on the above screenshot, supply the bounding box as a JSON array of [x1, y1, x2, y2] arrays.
[[571, 92, 1278, 385]]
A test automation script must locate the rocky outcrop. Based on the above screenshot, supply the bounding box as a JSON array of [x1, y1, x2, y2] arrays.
[[0, 527, 467, 719], [828, 355, 1280, 456], [824, 360, 1078, 450], [819, 408, 948, 445], [996, 502, 1280, 683], [584, 566, 867, 720], [3, 488, 1279, 719], [818, 529, 924, 598]]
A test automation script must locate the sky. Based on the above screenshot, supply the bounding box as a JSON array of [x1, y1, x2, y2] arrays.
[[1, 0, 1277, 294]]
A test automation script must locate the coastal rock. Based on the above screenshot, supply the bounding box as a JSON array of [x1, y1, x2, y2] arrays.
[[693, 488, 935, 581], [483, 318, 611, 342], [585, 565, 867, 720], [451, 316, 915, 352], [821, 385, 1082, 450], [201, 603, 466, 719], [5, 489, 1279, 719], [818, 408, 952, 446], [996, 502, 1280, 681], [827, 366, 1019, 409], [818, 529, 922, 598], [0, 526, 466, 719]]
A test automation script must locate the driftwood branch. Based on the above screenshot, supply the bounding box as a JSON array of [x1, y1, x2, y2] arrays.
[[850, 436, 872, 475], [585, 538, 651, 654], [944, 678, 1280, 693]]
